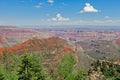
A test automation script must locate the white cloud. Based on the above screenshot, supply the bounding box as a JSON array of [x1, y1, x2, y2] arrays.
[[48, 0, 54, 4], [104, 16, 110, 19], [80, 3, 99, 13], [51, 13, 70, 21], [35, 3, 42, 9]]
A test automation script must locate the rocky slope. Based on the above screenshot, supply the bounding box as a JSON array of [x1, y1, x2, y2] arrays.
[[77, 40, 120, 60], [0, 36, 75, 54]]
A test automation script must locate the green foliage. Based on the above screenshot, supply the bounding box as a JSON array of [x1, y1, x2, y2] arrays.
[[0, 72, 5, 80], [65, 72, 76, 80], [65, 70, 87, 80], [57, 53, 76, 79], [114, 77, 120, 80], [0, 51, 46, 80], [74, 70, 87, 80], [0, 50, 10, 71], [0, 51, 20, 80], [102, 64, 114, 77], [18, 53, 45, 80], [90, 60, 120, 80], [0, 49, 119, 80], [101, 62, 120, 79]]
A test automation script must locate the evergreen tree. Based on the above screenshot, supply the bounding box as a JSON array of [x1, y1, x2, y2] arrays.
[[0, 50, 10, 71], [65, 70, 87, 80], [18, 53, 45, 80], [74, 70, 87, 80], [0, 50, 18, 80], [0, 72, 5, 80], [57, 53, 76, 79]]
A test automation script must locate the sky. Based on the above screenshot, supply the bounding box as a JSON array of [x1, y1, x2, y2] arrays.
[[0, 0, 120, 26]]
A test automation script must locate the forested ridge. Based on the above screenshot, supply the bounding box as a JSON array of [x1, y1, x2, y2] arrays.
[[0, 51, 120, 80]]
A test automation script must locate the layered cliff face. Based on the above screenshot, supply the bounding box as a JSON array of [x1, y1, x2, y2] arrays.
[[116, 38, 120, 45], [0, 35, 10, 48], [0, 36, 4, 47], [0, 26, 55, 48], [77, 39, 120, 60], [0, 36, 75, 54]]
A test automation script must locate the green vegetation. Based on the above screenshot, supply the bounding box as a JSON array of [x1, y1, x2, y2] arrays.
[[57, 53, 76, 79], [45, 53, 88, 80], [65, 69, 87, 80], [0, 51, 46, 80], [18, 53, 45, 80], [0, 72, 5, 80], [0, 51, 120, 80], [88, 60, 120, 80]]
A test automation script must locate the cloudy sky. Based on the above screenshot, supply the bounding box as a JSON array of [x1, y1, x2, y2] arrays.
[[0, 0, 120, 26]]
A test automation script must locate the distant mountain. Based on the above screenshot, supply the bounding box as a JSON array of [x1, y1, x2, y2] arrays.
[[77, 40, 120, 60], [0, 36, 79, 68], [0, 26, 17, 28], [115, 38, 120, 45], [0, 36, 75, 55], [0, 35, 4, 43], [0, 26, 55, 48]]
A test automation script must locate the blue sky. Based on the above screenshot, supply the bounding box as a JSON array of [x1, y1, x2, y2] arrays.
[[0, 0, 120, 26]]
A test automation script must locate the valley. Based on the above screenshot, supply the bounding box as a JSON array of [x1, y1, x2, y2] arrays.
[[0, 26, 120, 66], [0, 26, 120, 80]]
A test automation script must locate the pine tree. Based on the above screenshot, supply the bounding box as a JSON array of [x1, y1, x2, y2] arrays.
[[0, 72, 4, 80], [57, 53, 76, 79], [18, 53, 45, 80]]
